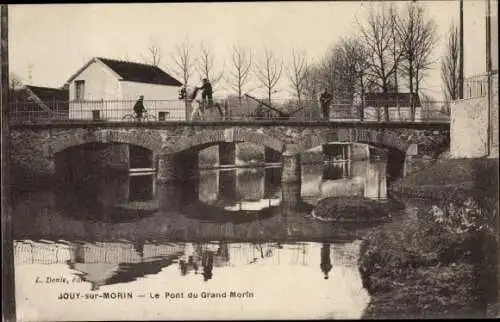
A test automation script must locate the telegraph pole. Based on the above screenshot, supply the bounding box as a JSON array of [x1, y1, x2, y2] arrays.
[[459, 0, 464, 99], [1, 4, 16, 322], [486, 0, 492, 74], [486, 0, 492, 155]]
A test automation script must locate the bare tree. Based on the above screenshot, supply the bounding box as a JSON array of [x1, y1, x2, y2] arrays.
[[441, 23, 460, 106], [255, 48, 283, 102], [121, 53, 132, 62], [170, 38, 197, 87], [142, 43, 162, 67], [334, 37, 369, 102], [396, 2, 438, 120], [318, 47, 338, 95], [288, 49, 308, 104], [413, 16, 438, 100], [357, 3, 401, 121], [9, 72, 22, 90], [389, 3, 402, 118], [302, 64, 321, 101], [334, 36, 371, 120], [227, 45, 253, 104], [197, 42, 225, 92]]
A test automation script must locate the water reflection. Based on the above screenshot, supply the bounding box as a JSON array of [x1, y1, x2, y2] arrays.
[[14, 239, 369, 319], [15, 239, 365, 287], [52, 156, 387, 221]]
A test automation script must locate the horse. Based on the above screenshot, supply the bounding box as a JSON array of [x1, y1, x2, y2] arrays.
[[179, 86, 226, 121]]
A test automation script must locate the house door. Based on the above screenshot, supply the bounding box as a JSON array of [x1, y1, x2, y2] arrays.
[[92, 110, 101, 120]]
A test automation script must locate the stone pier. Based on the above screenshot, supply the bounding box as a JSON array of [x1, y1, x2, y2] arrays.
[[157, 151, 199, 183], [218, 142, 236, 166], [218, 170, 237, 203], [264, 147, 282, 163], [105, 143, 130, 171], [281, 182, 301, 212], [263, 167, 282, 198], [281, 150, 301, 183]]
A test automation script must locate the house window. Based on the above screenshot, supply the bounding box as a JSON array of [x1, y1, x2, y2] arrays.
[[75, 80, 85, 101], [92, 110, 100, 120], [158, 111, 169, 121]]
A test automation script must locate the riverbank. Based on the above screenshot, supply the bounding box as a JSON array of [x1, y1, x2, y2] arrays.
[[359, 158, 499, 319]]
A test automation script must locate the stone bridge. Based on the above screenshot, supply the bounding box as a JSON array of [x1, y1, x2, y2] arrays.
[[10, 121, 450, 184]]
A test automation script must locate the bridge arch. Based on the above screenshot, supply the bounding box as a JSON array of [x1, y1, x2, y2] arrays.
[[162, 127, 286, 154], [49, 129, 163, 156], [295, 128, 411, 155]]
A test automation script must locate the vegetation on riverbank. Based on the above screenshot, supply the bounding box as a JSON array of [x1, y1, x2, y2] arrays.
[[359, 158, 499, 319], [312, 196, 397, 223]]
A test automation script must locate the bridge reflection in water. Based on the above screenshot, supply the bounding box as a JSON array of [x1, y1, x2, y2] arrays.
[[12, 156, 388, 319], [13, 156, 389, 243], [53, 158, 387, 220], [15, 239, 364, 293]]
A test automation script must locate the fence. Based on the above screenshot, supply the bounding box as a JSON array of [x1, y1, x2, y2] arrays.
[[8, 97, 450, 124], [463, 74, 489, 99]]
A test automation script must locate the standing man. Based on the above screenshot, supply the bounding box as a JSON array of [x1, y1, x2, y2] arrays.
[[133, 95, 146, 119], [319, 88, 333, 120], [200, 78, 213, 110]]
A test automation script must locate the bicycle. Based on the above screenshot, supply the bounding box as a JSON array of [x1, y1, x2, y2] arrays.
[[122, 110, 157, 122]]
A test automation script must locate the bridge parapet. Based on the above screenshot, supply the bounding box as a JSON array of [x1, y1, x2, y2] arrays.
[[9, 97, 451, 124]]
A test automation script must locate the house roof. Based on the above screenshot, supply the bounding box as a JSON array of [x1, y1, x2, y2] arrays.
[[25, 85, 69, 102], [67, 57, 183, 86], [364, 92, 421, 107], [10, 85, 69, 112]]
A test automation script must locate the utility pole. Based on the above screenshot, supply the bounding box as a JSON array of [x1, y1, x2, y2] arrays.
[[459, 0, 464, 99], [486, 0, 492, 156], [1, 4, 15, 322], [486, 0, 492, 74]]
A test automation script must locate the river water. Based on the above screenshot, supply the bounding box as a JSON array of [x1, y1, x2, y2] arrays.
[[12, 158, 389, 320]]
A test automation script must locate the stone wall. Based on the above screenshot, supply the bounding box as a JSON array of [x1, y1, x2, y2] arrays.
[[450, 97, 489, 158], [450, 71, 498, 159], [10, 123, 449, 182]]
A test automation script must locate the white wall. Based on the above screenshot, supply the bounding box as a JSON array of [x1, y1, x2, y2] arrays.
[[69, 61, 121, 101], [68, 61, 186, 120], [450, 96, 489, 158], [69, 60, 122, 120], [363, 107, 422, 121], [121, 81, 185, 120]]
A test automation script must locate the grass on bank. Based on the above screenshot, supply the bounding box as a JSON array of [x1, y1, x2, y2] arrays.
[[360, 157, 499, 319]]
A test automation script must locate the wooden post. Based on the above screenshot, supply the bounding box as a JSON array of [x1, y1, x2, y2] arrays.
[[1, 4, 16, 321]]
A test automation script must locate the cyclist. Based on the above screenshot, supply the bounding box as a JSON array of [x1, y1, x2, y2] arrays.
[[133, 95, 146, 119]]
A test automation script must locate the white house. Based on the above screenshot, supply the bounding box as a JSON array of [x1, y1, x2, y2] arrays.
[[65, 57, 184, 121]]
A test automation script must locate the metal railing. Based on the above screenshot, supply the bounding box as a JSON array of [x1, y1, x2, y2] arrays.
[[463, 74, 489, 99], [8, 98, 451, 124]]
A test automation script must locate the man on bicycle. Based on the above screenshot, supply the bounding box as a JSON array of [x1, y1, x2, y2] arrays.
[[199, 78, 213, 110], [133, 95, 146, 119]]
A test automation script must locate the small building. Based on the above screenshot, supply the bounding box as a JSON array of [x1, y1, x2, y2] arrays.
[[65, 57, 184, 121], [364, 92, 422, 121], [10, 85, 69, 121]]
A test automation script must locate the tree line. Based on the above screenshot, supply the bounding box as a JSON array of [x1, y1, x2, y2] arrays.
[[143, 2, 458, 121], [10, 2, 460, 121]]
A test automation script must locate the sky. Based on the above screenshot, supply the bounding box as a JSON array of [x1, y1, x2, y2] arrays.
[[8, 1, 497, 100]]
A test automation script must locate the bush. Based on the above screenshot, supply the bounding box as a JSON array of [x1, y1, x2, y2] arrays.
[[312, 196, 394, 223], [359, 193, 497, 318]]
